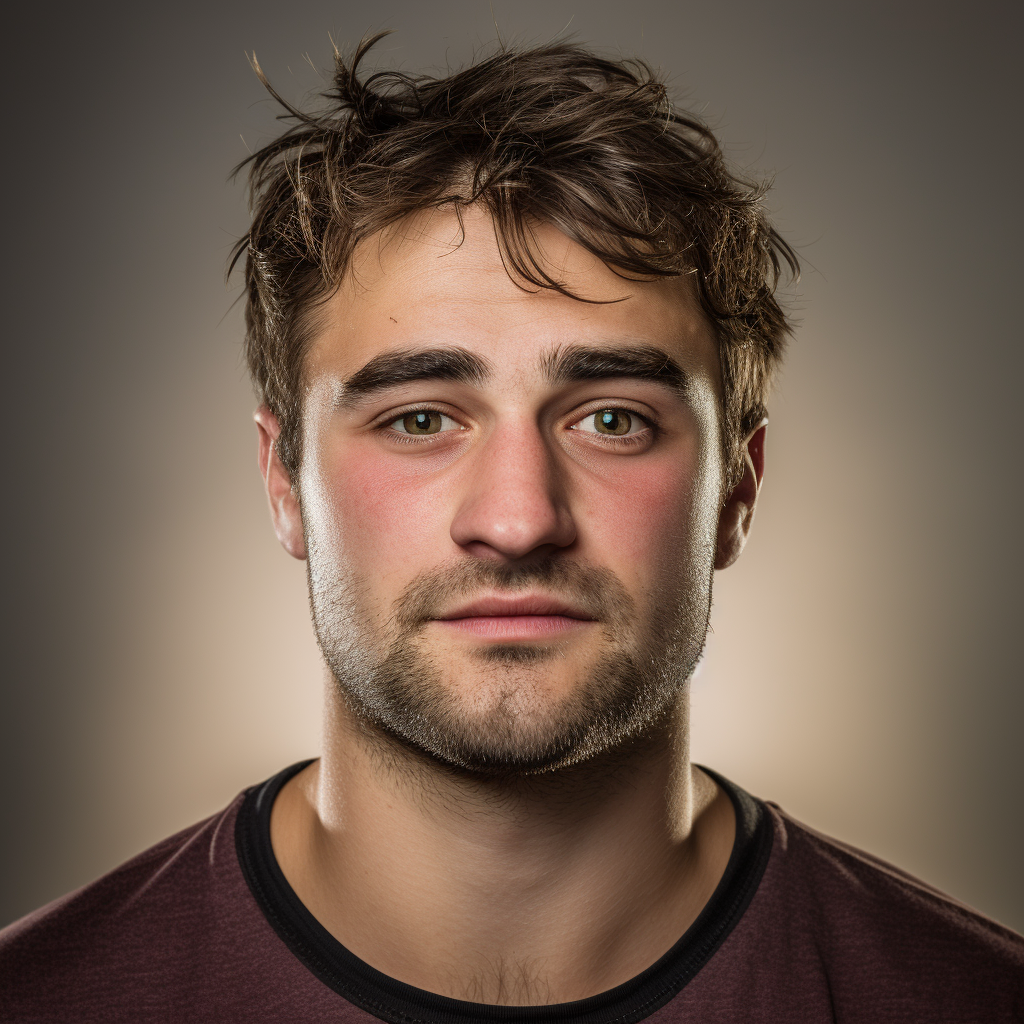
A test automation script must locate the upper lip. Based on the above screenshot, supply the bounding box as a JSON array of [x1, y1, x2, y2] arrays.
[[435, 593, 596, 620]]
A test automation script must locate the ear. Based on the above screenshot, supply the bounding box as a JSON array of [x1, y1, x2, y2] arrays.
[[715, 421, 767, 570], [254, 406, 307, 560]]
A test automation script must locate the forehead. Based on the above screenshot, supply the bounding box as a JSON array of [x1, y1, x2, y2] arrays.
[[305, 205, 718, 387]]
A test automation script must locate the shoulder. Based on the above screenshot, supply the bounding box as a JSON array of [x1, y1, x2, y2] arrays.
[[1, 797, 242, 948], [753, 800, 1023, 1017], [0, 793, 253, 1019], [765, 802, 1023, 949]]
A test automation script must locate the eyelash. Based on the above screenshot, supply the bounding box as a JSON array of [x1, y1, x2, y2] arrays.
[[569, 408, 655, 445], [376, 406, 465, 444], [584, 428, 651, 448], [376, 406, 658, 445]]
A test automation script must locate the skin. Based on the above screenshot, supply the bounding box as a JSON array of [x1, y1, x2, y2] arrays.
[[256, 206, 765, 1005]]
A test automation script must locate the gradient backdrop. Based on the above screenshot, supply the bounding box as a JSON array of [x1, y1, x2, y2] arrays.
[[3, 0, 1022, 932]]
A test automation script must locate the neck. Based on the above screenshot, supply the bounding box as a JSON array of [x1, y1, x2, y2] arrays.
[[270, 672, 735, 1005]]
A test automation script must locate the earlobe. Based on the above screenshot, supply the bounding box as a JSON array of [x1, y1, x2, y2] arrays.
[[254, 406, 307, 561], [714, 422, 766, 570]]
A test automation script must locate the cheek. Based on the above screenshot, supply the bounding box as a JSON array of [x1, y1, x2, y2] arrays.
[[306, 444, 455, 586], [579, 449, 719, 577]]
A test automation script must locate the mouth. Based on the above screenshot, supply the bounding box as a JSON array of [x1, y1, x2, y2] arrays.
[[432, 593, 597, 641]]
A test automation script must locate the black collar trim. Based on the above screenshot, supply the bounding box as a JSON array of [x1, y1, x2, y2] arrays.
[[236, 760, 772, 1024]]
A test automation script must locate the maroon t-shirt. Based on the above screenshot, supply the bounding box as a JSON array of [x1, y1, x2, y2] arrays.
[[2, 761, 1021, 1023]]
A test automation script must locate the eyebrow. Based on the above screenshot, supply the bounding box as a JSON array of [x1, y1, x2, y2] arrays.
[[334, 348, 491, 407], [334, 342, 690, 408], [543, 345, 691, 398]]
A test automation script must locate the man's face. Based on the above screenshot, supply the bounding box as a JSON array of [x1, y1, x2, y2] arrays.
[[293, 206, 726, 773]]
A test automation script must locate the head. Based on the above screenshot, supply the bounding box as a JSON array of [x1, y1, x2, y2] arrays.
[[235, 37, 796, 775]]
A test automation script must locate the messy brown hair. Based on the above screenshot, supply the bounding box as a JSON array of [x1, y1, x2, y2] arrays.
[[231, 35, 798, 488]]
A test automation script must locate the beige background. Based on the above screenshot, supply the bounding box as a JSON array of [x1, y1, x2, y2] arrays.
[[2, 0, 1022, 932]]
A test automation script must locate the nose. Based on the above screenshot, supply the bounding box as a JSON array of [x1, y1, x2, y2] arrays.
[[449, 421, 577, 560]]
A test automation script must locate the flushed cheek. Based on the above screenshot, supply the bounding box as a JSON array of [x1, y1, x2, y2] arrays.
[[310, 446, 456, 583], [578, 456, 711, 574]]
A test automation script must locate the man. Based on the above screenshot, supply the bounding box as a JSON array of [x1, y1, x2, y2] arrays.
[[2, 36, 1021, 1023]]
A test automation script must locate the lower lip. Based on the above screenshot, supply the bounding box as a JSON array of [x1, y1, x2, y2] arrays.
[[435, 615, 594, 639]]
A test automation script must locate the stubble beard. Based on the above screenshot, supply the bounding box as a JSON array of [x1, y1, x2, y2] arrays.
[[307, 548, 714, 777]]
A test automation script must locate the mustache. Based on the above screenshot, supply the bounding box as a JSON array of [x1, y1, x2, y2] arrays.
[[393, 558, 634, 630]]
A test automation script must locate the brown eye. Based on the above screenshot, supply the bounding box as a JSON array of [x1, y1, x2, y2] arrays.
[[571, 408, 649, 442], [390, 410, 464, 437], [401, 411, 443, 434], [593, 409, 632, 435]]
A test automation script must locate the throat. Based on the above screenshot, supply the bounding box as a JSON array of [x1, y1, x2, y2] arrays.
[[268, 718, 737, 1006]]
